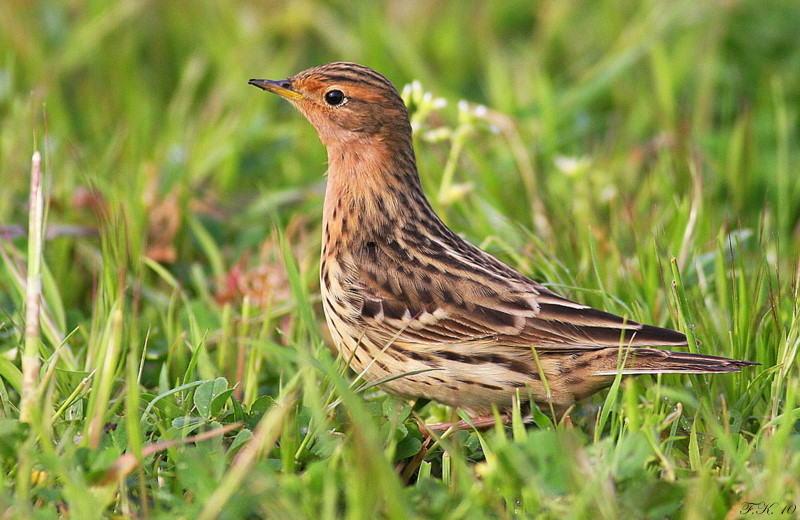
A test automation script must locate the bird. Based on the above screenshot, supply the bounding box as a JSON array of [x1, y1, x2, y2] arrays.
[[249, 62, 757, 427]]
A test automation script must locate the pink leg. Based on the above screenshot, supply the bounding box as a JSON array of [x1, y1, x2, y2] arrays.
[[423, 412, 514, 432]]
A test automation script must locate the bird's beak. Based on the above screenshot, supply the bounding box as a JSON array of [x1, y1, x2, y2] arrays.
[[248, 79, 304, 100]]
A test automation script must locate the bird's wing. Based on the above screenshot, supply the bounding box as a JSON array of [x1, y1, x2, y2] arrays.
[[352, 238, 687, 350]]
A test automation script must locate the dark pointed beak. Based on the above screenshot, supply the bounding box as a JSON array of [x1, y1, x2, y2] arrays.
[[248, 79, 304, 100]]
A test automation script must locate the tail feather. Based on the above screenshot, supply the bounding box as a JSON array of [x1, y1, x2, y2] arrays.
[[591, 348, 759, 376]]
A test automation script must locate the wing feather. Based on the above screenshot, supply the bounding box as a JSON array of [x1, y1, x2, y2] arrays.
[[352, 233, 687, 351]]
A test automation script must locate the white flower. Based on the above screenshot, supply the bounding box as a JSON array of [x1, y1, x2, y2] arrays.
[[554, 156, 590, 177]]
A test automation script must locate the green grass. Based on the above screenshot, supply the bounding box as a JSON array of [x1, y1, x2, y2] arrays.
[[1, 0, 799, 518]]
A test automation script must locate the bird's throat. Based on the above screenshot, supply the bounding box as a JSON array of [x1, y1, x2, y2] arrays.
[[322, 139, 423, 251]]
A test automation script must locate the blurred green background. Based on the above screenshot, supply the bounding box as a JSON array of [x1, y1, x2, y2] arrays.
[[2, 0, 799, 240], [0, 1, 799, 517], [2, 0, 799, 316]]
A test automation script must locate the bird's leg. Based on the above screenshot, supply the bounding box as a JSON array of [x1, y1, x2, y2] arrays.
[[397, 434, 433, 484], [423, 412, 514, 432], [423, 403, 574, 432], [395, 400, 434, 482], [399, 410, 512, 482]]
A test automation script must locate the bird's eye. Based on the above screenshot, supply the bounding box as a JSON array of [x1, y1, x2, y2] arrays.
[[324, 89, 346, 106]]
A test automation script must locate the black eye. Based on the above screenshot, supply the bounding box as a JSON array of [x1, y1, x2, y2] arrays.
[[324, 89, 345, 106]]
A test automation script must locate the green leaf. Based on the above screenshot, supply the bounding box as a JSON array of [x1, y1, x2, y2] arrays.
[[172, 416, 206, 434], [228, 428, 253, 455], [0, 358, 22, 392], [194, 378, 229, 418], [395, 435, 422, 461], [230, 394, 245, 423], [209, 388, 236, 418], [247, 396, 275, 429]]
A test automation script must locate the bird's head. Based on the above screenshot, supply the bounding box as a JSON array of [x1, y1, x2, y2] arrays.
[[249, 62, 412, 149]]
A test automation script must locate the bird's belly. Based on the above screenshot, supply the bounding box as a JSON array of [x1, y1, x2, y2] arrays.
[[320, 315, 580, 415]]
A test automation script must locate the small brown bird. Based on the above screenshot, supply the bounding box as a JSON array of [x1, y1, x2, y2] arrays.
[[249, 63, 756, 425]]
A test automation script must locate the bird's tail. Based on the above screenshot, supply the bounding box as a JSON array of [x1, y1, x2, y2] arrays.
[[590, 348, 759, 376]]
